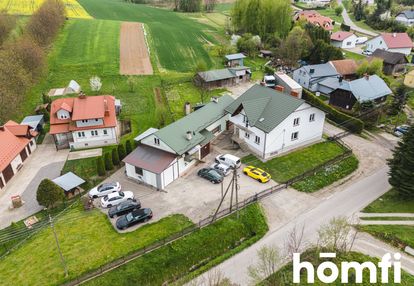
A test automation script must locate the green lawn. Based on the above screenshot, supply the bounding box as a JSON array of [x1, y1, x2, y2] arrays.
[[292, 155, 359, 193], [407, 92, 414, 109], [363, 189, 414, 213], [0, 203, 193, 286], [318, 7, 343, 24], [242, 141, 347, 183], [83, 203, 268, 286], [359, 225, 414, 251], [214, 3, 234, 14], [343, 50, 366, 61], [264, 248, 414, 285], [77, 0, 220, 72]]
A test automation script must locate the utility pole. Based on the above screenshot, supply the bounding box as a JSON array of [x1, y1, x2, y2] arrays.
[[235, 167, 239, 219], [49, 214, 68, 277]]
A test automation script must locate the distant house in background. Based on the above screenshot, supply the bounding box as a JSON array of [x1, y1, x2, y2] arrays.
[[330, 59, 358, 80], [328, 75, 392, 110], [226, 85, 325, 160], [294, 10, 334, 31], [330, 31, 358, 49], [225, 53, 246, 67], [194, 67, 251, 89], [366, 33, 413, 56], [404, 70, 414, 88], [274, 72, 303, 98], [0, 121, 37, 189], [293, 63, 339, 92], [49, 94, 120, 150], [395, 10, 414, 26], [369, 49, 408, 75], [20, 115, 45, 133]]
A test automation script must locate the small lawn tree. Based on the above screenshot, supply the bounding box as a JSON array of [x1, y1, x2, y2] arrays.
[[112, 148, 120, 166], [126, 140, 133, 155], [118, 144, 126, 160], [36, 179, 64, 208], [104, 152, 114, 171], [96, 157, 105, 176], [335, 5, 343, 16], [388, 125, 414, 197]]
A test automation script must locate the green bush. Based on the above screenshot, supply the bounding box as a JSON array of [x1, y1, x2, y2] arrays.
[[125, 140, 133, 155], [302, 90, 364, 133], [96, 157, 105, 176], [104, 152, 114, 171], [36, 179, 64, 208], [111, 149, 120, 166], [117, 144, 126, 161]]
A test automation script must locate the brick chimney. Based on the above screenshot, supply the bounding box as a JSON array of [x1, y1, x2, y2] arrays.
[[275, 85, 285, 93], [79, 91, 86, 99], [104, 99, 109, 116], [290, 91, 299, 98]]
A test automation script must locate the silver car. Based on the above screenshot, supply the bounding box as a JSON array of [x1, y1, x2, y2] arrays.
[[210, 163, 232, 176]]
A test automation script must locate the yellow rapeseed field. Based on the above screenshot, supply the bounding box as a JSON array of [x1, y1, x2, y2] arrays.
[[0, 0, 92, 18]]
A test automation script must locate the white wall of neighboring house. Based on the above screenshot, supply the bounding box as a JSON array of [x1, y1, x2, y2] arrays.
[[10, 154, 23, 174], [366, 36, 412, 55], [395, 15, 414, 26], [230, 103, 325, 160], [125, 163, 159, 188], [70, 127, 117, 149], [205, 114, 230, 135], [141, 134, 176, 154], [332, 34, 358, 49], [293, 69, 311, 89]]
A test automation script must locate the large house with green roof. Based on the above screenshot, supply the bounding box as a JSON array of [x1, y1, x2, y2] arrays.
[[225, 85, 325, 159], [123, 95, 234, 190]]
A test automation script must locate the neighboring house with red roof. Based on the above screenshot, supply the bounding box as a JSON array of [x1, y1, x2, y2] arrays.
[[366, 32, 413, 56], [295, 10, 334, 31], [0, 121, 37, 189], [49, 94, 120, 150], [330, 31, 358, 49]]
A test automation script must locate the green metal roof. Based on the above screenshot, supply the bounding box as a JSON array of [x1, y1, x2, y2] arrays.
[[225, 84, 305, 133], [155, 95, 234, 155], [197, 69, 236, 82]]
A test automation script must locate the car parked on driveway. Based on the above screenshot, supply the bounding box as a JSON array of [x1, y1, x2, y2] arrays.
[[108, 200, 141, 218], [243, 166, 271, 183], [116, 208, 153, 230], [215, 154, 241, 168], [394, 125, 410, 137], [101, 191, 134, 208], [198, 168, 224, 184], [210, 163, 232, 176], [89, 182, 121, 198]]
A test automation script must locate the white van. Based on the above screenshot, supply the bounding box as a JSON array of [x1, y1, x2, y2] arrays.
[[215, 154, 241, 169]]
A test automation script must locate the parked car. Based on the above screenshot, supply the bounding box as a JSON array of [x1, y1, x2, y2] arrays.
[[362, 50, 372, 56], [108, 200, 141, 218], [197, 168, 224, 184], [89, 182, 121, 198], [394, 125, 410, 137], [215, 154, 241, 168], [210, 163, 232, 176], [243, 166, 271, 183], [100, 191, 134, 208], [116, 208, 153, 230]]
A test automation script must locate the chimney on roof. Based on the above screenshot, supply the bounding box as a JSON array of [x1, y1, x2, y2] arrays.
[[310, 68, 315, 74], [211, 96, 219, 103], [393, 32, 397, 38], [0, 126, 4, 131], [184, 102, 191, 115], [364, 73, 370, 80], [291, 91, 299, 98], [339, 76, 343, 83], [79, 91, 86, 99], [275, 85, 285, 93], [186, 131, 192, 141], [104, 99, 109, 116]]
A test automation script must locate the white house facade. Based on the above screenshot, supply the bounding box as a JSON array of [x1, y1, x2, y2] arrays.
[[366, 33, 413, 56], [293, 63, 339, 92], [395, 11, 414, 26], [330, 32, 358, 49], [225, 85, 325, 160]]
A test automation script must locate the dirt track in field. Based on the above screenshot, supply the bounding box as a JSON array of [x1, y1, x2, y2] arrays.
[[120, 22, 153, 75]]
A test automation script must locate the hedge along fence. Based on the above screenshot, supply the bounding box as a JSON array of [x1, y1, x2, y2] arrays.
[[302, 89, 364, 133]]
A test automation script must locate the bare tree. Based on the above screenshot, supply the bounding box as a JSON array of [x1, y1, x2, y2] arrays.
[[284, 224, 305, 257], [317, 216, 358, 253], [248, 246, 281, 285]]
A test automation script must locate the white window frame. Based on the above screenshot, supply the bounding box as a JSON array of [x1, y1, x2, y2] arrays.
[[291, 132, 299, 141], [309, 113, 315, 122], [255, 136, 260, 145], [293, 117, 300, 126]]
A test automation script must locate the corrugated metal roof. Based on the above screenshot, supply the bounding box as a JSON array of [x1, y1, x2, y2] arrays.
[[134, 127, 159, 142], [225, 53, 246, 60], [319, 77, 351, 91], [302, 63, 339, 78], [21, 115, 44, 129], [197, 69, 236, 82], [123, 145, 176, 174], [154, 95, 234, 155], [52, 172, 85, 192], [349, 75, 392, 102], [225, 85, 304, 133]]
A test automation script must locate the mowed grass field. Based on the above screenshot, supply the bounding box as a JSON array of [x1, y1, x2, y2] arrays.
[[77, 0, 220, 72], [0, 0, 91, 18]]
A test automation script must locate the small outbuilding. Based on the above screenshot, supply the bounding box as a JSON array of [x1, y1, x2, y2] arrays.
[[52, 172, 85, 197], [225, 53, 246, 67], [20, 115, 45, 132], [369, 49, 408, 75], [194, 67, 251, 89]]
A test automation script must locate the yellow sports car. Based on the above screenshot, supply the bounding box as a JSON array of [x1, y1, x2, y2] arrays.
[[243, 166, 271, 183]]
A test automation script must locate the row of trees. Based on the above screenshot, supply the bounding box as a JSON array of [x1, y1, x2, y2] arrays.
[[96, 140, 134, 176], [0, 0, 66, 124]]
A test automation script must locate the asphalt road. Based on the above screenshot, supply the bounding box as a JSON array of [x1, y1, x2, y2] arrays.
[[338, 0, 378, 37], [191, 166, 391, 285]]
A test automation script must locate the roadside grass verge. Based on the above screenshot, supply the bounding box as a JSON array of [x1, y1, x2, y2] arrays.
[[362, 189, 414, 213], [360, 217, 414, 221], [83, 204, 268, 286], [292, 155, 359, 193], [358, 225, 414, 252], [0, 203, 192, 286], [263, 248, 414, 285], [242, 141, 347, 183]]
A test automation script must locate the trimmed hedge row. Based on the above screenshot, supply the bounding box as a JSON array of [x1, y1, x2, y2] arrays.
[[302, 89, 364, 133]]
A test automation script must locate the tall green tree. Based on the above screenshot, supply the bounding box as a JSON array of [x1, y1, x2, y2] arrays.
[[112, 148, 120, 166], [105, 152, 114, 171], [388, 125, 414, 197], [36, 179, 64, 208], [126, 140, 133, 155], [96, 157, 105, 176], [118, 144, 126, 161], [388, 84, 407, 116]]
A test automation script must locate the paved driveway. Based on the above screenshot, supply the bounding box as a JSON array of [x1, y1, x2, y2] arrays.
[[0, 135, 69, 229]]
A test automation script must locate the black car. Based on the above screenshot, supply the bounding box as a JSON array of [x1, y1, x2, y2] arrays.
[[108, 200, 141, 218], [197, 167, 223, 184], [116, 208, 153, 230]]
